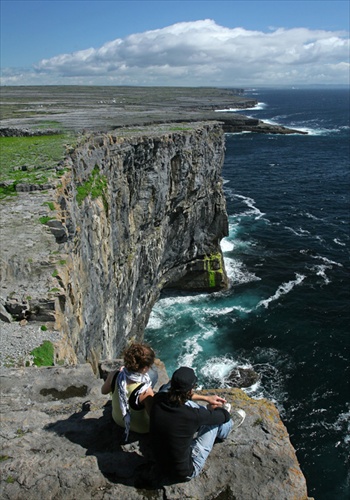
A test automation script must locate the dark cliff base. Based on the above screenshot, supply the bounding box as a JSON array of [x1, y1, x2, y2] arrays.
[[0, 86, 306, 134]]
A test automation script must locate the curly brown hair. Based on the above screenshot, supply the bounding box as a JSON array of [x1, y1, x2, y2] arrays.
[[123, 343, 155, 372]]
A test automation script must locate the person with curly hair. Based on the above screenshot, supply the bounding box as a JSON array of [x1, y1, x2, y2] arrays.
[[101, 343, 157, 442]]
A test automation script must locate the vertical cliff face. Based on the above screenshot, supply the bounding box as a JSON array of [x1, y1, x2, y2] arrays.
[[57, 122, 228, 369]]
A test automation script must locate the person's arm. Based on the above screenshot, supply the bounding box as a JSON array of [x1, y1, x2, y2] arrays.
[[191, 393, 226, 409], [196, 403, 231, 426], [139, 387, 155, 414], [101, 369, 119, 394]]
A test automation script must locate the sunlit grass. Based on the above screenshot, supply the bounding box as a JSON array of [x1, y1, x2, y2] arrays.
[[0, 133, 75, 198]]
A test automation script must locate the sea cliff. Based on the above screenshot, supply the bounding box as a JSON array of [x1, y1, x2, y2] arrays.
[[54, 122, 228, 371], [0, 120, 312, 498]]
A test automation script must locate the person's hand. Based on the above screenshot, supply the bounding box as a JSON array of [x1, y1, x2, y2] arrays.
[[205, 394, 227, 409]]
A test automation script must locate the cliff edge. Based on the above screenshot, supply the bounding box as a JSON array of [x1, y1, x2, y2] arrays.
[[0, 363, 312, 500]]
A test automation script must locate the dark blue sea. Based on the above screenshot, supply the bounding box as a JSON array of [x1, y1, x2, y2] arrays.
[[145, 88, 350, 500]]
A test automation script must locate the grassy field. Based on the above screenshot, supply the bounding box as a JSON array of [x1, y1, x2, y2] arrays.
[[0, 133, 75, 197]]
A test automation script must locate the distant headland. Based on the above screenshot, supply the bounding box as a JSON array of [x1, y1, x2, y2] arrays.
[[0, 86, 307, 135]]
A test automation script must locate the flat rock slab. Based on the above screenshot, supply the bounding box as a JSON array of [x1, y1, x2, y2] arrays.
[[0, 364, 312, 499]]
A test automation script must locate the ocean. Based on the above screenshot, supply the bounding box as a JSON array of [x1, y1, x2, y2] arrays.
[[145, 87, 350, 500]]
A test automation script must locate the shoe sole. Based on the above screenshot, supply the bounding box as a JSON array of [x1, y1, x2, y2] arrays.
[[230, 409, 246, 431]]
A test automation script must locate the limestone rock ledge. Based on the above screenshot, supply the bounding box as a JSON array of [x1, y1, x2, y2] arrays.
[[0, 364, 312, 500]]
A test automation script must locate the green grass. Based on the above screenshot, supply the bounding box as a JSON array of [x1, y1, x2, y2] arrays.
[[30, 341, 54, 367], [39, 215, 55, 224], [0, 183, 17, 198], [0, 134, 75, 197], [42, 201, 56, 210], [76, 165, 108, 207]]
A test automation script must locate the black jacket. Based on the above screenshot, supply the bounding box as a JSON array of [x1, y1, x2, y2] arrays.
[[149, 392, 230, 479]]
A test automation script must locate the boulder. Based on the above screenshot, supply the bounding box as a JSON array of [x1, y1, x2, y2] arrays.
[[0, 298, 12, 323], [227, 366, 261, 388]]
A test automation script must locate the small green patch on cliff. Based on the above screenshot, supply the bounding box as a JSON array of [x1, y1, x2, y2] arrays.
[[204, 253, 225, 288], [76, 165, 108, 211]]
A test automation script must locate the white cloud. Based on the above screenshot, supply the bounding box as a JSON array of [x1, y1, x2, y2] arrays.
[[1, 19, 349, 86]]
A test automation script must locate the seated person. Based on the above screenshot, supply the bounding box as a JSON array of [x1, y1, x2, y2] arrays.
[[150, 366, 245, 482], [101, 343, 156, 442]]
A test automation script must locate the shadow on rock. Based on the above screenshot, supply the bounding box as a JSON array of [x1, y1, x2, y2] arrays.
[[44, 401, 156, 487]]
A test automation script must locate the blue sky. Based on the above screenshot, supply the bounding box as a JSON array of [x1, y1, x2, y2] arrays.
[[1, 0, 349, 86]]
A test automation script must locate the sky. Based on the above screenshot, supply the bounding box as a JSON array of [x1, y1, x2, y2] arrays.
[[1, 0, 349, 87]]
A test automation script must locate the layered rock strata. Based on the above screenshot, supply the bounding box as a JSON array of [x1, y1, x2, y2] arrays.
[[55, 122, 228, 370]]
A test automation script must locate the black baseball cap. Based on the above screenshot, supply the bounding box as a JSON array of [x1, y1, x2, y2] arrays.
[[171, 367, 197, 392]]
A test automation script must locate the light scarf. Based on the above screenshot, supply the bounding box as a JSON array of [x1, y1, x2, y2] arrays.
[[117, 366, 152, 442]]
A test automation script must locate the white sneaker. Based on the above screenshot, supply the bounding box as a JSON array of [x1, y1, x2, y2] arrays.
[[231, 408, 246, 429], [223, 403, 231, 412], [227, 408, 246, 435]]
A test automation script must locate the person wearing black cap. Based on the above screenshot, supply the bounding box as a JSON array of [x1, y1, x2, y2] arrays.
[[149, 366, 245, 482]]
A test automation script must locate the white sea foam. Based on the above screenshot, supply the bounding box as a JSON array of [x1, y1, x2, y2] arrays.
[[221, 238, 234, 253], [200, 357, 238, 381], [310, 254, 343, 267], [233, 194, 266, 220], [200, 356, 250, 381], [224, 256, 261, 285], [215, 102, 266, 113], [308, 253, 343, 284], [285, 225, 311, 237], [334, 409, 350, 446], [225, 131, 253, 136], [194, 317, 218, 339], [334, 238, 346, 247], [257, 273, 306, 309], [203, 304, 252, 317], [312, 264, 331, 284], [155, 293, 207, 309], [146, 311, 164, 329], [305, 212, 323, 221], [295, 126, 344, 136], [177, 335, 203, 367]]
